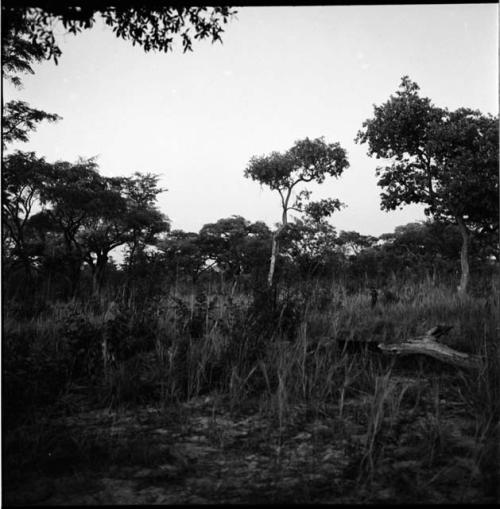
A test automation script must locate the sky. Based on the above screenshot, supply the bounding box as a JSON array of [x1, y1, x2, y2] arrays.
[[4, 4, 499, 241]]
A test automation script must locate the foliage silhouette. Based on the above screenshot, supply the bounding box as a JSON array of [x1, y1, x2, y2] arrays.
[[356, 76, 499, 294], [2, 4, 237, 65], [245, 137, 349, 287]]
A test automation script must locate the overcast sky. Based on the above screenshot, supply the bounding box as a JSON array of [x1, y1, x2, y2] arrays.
[[4, 4, 498, 239]]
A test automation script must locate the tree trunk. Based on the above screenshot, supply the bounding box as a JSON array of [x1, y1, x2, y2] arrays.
[[267, 204, 289, 288], [15, 229, 33, 281], [456, 217, 470, 296], [93, 253, 108, 296], [67, 254, 83, 297], [267, 233, 279, 287], [87, 258, 98, 295], [20, 250, 33, 282]]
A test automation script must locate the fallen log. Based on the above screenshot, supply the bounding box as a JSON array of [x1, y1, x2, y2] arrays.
[[377, 325, 482, 370]]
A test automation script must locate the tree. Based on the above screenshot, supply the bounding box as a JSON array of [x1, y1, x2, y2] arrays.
[[3, 100, 61, 149], [2, 13, 46, 87], [245, 137, 348, 286], [281, 214, 340, 280], [77, 172, 169, 294], [377, 221, 463, 282], [29, 164, 169, 295], [2, 151, 51, 278], [199, 216, 272, 279], [121, 172, 170, 272], [1, 11, 60, 152], [426, 108, 499, 291], [356, 76, 498, 294], [2, 5, 237, 65], [240, 220, 273, 282], [158, 230, 209, 284], [4, 153, 170, 296], [35, 157, 120, 294], [77, 176, 130, 295]]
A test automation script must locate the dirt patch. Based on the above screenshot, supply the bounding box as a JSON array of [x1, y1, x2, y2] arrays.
[[4, 376, 497, 505]]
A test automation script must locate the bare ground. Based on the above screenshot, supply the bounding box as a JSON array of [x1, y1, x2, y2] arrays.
[[4, 374, 498, 505]]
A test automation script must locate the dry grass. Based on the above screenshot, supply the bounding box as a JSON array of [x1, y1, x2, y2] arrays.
[[3, 278, 499, 502]]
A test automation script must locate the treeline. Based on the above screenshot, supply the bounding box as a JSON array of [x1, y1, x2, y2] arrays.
[[3, 94, 498, 309], [157, 214, 497, 291], [3, 150, 497, 309]]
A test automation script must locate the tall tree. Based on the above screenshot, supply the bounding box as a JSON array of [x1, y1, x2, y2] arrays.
[[76, 172, 169, 294], [356, 76, 498, 294], [2, 151, 51, 278], [77, 176, 129, 294], [36, 157, 118, 294], [18, 162, 169, 296], [121, 172, 170, 272], [426, 108, 499, 292], [245, 137, 348, 286]]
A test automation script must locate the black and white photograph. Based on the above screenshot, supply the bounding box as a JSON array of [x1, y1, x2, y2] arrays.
[[2, 2, 499, 505]]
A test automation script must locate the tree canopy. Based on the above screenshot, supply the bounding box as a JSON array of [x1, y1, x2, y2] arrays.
[[356, 76, 499, 294], [2, 4, 237, 65], [199, 216, 272, 278], [2, 150, 169, 295]]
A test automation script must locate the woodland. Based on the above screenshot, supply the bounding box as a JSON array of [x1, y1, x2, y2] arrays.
[[2, 5, 499, 505]]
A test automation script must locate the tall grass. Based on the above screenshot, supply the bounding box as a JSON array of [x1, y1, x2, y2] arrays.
[[4, 280, 497, 411], [3, 277, 499, 500]]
